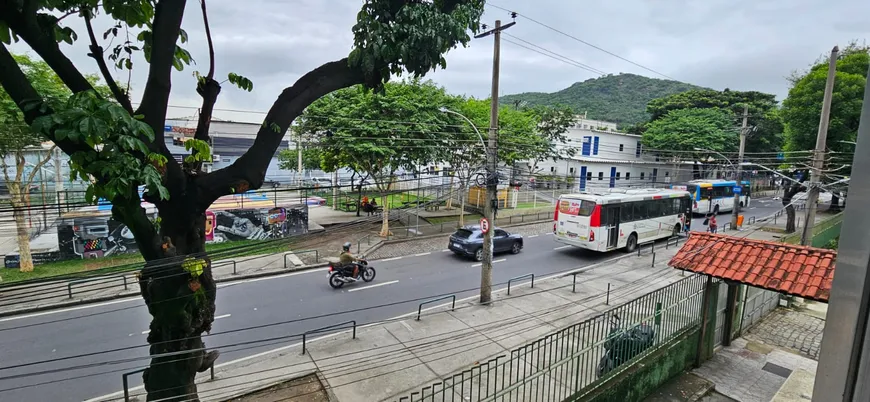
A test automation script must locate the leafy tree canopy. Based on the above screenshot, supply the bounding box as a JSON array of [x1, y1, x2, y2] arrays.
[[277, 146, 324, 173], [782, 44, 869, 161], [646, 88, 783, 153], [641, 107, 738, 156]]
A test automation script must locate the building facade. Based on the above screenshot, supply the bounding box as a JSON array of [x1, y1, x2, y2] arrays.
[[526, 117, 693, 191]]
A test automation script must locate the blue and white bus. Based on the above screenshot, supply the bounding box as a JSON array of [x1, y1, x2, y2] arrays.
[[671, 180, 751, 215]]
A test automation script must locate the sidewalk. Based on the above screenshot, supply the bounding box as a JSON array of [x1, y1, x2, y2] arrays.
[[91, 245, 684, 402]]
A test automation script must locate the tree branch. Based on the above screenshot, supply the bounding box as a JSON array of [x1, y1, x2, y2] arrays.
[[24, 145, 56, 186], [200, 0, 215, 80], [0, 43, 93, 157], [134, 0, 187, 141], [195, 57, 367, 208], [83, 12, 134, 114], [0, 1, 95, 93], [14, 153, 25, 183]]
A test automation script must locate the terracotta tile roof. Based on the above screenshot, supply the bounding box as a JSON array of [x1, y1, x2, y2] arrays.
[[669, 232, 836, 302]]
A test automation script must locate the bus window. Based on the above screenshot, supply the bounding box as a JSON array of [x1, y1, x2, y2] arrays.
[[633, 203, 649, 220], [686, 185, 698, 200], [621, 203, 634, 222]]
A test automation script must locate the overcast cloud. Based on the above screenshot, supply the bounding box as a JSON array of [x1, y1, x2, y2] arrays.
[[9, 0, 869, 124]]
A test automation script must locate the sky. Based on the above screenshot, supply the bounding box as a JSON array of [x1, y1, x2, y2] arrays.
[[9, 0, 870, 124]]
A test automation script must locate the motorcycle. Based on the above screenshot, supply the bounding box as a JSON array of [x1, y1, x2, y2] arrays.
[[327, 258, 376, 289], [596, 314, 656, 378]]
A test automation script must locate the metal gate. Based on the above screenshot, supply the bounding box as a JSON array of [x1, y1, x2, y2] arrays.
[[742, 285, 780, 331], [713, 282, 729, 347]]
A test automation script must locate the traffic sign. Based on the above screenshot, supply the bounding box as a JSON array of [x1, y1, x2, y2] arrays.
[[479, 217, 490, 234], [733, 186, 742, 194]]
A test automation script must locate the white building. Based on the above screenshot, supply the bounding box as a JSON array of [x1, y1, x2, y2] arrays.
[[525, 117, 692, 191]]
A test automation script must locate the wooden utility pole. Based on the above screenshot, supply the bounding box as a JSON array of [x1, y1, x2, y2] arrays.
[[475, 18, 514, 304], [800, 46, 839, 246], [732, 105, 749, 229]]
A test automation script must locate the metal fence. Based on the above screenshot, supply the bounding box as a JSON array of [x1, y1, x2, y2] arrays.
[[397, 274, 708, 402]]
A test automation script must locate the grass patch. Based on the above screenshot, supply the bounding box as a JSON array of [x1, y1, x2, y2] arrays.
[[0, 238, 297, 284]]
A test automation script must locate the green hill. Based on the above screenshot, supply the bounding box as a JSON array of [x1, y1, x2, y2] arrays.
[[501, 73, 706, 126]]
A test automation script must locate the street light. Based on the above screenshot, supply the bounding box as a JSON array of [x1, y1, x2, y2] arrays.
[[439, 107, 488, 151], [693, 147, 736, 175]]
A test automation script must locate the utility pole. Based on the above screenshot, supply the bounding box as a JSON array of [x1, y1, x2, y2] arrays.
[[800, 45, 838, 246], [732, 105, 749, 229], [476, 18, 514, 304]]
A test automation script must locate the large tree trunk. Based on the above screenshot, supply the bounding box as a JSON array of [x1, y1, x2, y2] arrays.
[[10, 187, 34, 272], [130, 192, 217, 402], [782, 181, 804, 234], [830, 193, 842, 213]]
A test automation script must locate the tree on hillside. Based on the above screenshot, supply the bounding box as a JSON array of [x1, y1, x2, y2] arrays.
[[299, 80, 457, 237], [0, 53, 108, 272], [646, 89, 784, 153], [781, 44, 868, 211], [0, 1, 484, 400], [499, 73, 704, 126], [641, 108, 738, 178]]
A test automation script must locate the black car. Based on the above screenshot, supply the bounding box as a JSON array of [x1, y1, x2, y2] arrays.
[[448, 225, 524, 261]]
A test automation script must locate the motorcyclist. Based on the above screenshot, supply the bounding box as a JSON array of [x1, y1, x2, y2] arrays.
[[339, 242, 361, 277]]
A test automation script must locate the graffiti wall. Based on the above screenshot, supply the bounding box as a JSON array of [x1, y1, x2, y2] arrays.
[[3, 205, 308, 266]]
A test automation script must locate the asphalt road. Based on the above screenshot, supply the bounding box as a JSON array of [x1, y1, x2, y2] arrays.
[[0, 198, 783, 402], [0, 233, 622, 402]]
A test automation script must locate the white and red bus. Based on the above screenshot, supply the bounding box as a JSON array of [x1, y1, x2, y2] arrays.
[[553, 188, 692, 253]]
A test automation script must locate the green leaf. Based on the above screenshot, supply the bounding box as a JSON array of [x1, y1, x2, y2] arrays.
[[0, 21, 11, 45]]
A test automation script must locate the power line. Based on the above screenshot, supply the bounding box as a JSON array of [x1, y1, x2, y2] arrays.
[[486, 2, 679, 81]]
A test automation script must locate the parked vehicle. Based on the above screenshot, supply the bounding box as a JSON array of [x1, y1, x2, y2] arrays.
[[792, 189, 846, 211], [596, 315, 656, 378], [327, 258, 376, 289], [448, 225, 523, 261]]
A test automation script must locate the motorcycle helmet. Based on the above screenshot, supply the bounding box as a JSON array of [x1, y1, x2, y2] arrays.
[[342, 242, 352, 252]]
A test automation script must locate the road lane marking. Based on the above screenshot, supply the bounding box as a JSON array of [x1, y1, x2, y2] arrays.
[[0, 297, 140, 323], [347, 280, 399, 292], [554, 245, 572, 250], [214, 314, 232, 320], [528, 235, 539, 238], [471, 258, 506, 268], [441, 249, 450, 252], [381, 257, 403, 262], [414, 252, 431, 257], [217, 269, 325, 287], [142, 330, 150, 334]]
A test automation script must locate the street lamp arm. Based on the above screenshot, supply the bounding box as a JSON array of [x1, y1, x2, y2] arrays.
[[439, 107, 488, 151], [694, 147, 736, 174]]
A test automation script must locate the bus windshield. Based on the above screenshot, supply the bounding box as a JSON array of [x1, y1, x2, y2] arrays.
[[559, 199, 596, 217], [686, 185, 698, 199]]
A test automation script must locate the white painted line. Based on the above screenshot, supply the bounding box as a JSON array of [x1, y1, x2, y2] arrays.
[[529, 235, 539, 238], [347, 280, 399, 292], [0, 297, 140, 323], [554, 245, 572, 250], [217, 269, 325, 288], [214, 314, 232, 320], [471, 258, 506, 268], [381, 257, 403, 262], [141, 330, 150, 335], [441, 249, 450, 252], [414, 252, 432, 257], [408, 228, 421, 235]]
